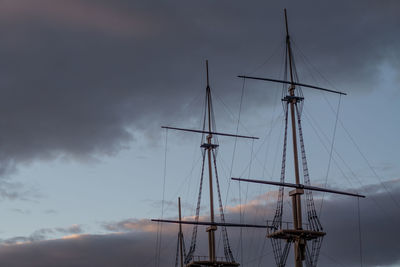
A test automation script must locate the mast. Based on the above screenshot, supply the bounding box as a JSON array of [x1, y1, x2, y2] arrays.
[[178, 197, 184, 267], [205, 60, 217, 262], [155, 60, 281, 266], [285, 8, 305, 267], [154, 61, 254, 267], [285, 9, 295, 87], [232, 8, 365, 267]]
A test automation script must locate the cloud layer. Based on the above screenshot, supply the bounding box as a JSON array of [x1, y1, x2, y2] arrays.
[[0, 0, 398, 176], [1, 181, 399, 266]]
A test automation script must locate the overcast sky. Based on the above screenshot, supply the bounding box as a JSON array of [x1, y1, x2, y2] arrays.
[[0, 0, 399, 266]]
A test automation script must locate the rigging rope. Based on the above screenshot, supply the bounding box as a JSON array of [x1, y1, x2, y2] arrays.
[[318, 86, 400, 210], [269, 101, 289, 267], [358, 198, 363, 267], [155, 129, 169, 267], [229, 79, 246, 263], [256, 119, 283, 267], [236, 139, 255, 264], [237, 173, 243, 263], [212, 150, 235, 262], [304, 106, 400, 225], [228, 78, 246, 182], [257, 238, 268, 267], [245, 140, 258, 258], [272, 102, 289, 229], [296, 104, 323, 230], [296, 104, 324, 267], [185, 150, 206, 264], [175, 236, 180, 267], [175, 230, 187, 267], [318, 94, 342, 216], [246, 40, 285, 76], [341, 120, 400, 209]]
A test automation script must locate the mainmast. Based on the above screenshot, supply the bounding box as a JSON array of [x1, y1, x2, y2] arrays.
[[284, 9, 305, 267], [233, 8, 365, 267]]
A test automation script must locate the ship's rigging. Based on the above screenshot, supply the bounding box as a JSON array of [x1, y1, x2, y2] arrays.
[[153, 61, 267, 267], [232, 9, 365, 267], [153, 9, 366, 267]]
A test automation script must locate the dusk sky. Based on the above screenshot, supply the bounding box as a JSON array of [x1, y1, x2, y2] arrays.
[[0, 0, 399, 266]]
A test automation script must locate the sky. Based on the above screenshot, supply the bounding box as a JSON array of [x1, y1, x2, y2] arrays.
[[0, 0, 399, 266]]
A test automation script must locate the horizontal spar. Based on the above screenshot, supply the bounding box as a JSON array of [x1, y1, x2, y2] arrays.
[[231, 177, 365, 198], [161, 126, 259, 139], [238, 75, 347, 96], [151, 219, 274, 229]]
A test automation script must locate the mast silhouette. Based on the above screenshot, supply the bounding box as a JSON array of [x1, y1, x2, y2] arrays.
[[153, 61, 267, 267], [205, 60, 217, 262], [285, 9, 305, 266], [233, 9, 365, 267], [178, 197, 184, 267]]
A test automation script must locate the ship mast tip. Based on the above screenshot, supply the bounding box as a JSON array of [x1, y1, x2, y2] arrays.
[[206, 60, 210, 87]]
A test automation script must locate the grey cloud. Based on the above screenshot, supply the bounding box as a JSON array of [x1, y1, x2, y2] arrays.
[[317, 181, 400, 267], [1, 224, 83, 245], [55, 224, 83, 235], [43, 209, 58, 215], [0, 179, 39, 201], [102, 218, 147, 232], [1, 181, 397, 266], [0, 232, 171, 267], [230, 180, 400, 267], [0, 0, 398, 173], [9, 208, 30, 215], [1, 229, 53, 245]]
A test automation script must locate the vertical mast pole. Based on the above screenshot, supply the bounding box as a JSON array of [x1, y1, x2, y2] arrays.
[[178, 197, 184, 267], [285, 9, 304, 267], [205, 60, 216, 262], [285, 9, 295, 87]]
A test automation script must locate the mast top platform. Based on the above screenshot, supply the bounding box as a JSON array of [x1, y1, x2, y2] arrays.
[[268, 229, 326, 241], [186, 259, 239, 267]]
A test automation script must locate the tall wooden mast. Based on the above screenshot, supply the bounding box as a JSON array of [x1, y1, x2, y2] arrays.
[[154, 61, 261, 267], [232, 8, 365, 267], [205, 60, 217, 262], [178, 197, 184, 267], [285, 9, 305, 267]]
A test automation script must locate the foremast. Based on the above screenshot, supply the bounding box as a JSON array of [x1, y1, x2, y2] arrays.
[[204, 60, 217, 262], [154, 61, 263, 267]]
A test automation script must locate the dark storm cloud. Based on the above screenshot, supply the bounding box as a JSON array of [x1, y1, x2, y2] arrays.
[[0, 232, 170, 267], [225, 180, 400, 267], [318, 180, 400, 267], [0, 0, 398, 175], [1, 181, 397, 267]]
